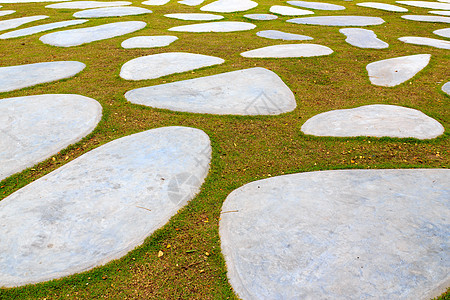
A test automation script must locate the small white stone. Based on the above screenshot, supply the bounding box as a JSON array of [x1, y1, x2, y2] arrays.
[[429, 10, 450, 15], [287, 0, 345, 10], [164, 13, 223, 21], [0, 10, 14, 16], [142, 0, 169, 5], [46, 1, 131, 9], [256, 30, 313, 40], [287, 15, 385, 26], [340, 28, 388, 48], [270, 5, 314, 16], [121, 35, 177, 48], [397, 0, 450, 10], [178, 0, 204, 5], [399, 36, 450, 49], [402, 14, 450, 22], [0, 20, 88, 39], [434, 27, 450, 38], [357, 2, 408, 12], [241, 44, 333, 58], [244, 14, 278, 21], [0, 15, 48, 32], [73, 6, 151, 18], [442, 82, 450, 95], [169, 21, 256, 32], [200, 0, 257, 13]]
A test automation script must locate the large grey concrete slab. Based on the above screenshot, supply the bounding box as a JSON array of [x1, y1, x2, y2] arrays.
[[0, 94, 102, 181], [402, 14, 450, 23], [256, 30, 313, 40], [200, 0, 257, 13], [120, 52, 224, 80], [301, 104, 444, 139], [397, 0, 450, 10], [121, 35, 177, 48], [40, 21, 146, 47], [241, 44, 333, 58], [0, 10, 14, 16], [357, 2, 408, 12], [442, 81, 450, 95], [0, 61, 85, 93], [0, 15, 48, 32], [178, 0, 204, 5], [164, 13, 223, 21], [142, 0, 169, 4], [399, 36, 450, 49], [220, 169, 450, 300], [73, 6, 151, 18], [0, 126, 211, 287], [287, 16, 385, 26], [244, 14, 278, 21], [366, 54, 430, 87], [434, 27, 450, 38], [340, 28, 388, 48], [124, 67, 296, 115], [0, 20, 88, 39], [287, 0, 345, 10], [269, 5, 314, 16], [46, 1, 131, 9], [168, 21, 255, 32]]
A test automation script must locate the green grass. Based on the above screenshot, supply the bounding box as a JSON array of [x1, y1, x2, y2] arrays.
[[0, 0, 449, 299]]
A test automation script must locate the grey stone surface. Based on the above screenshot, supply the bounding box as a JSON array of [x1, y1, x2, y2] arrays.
[[287, 0, 345, 10], [399, 36, 450, 49], [0, 0, 67, 2], [0, 10, 14, 16], [0, 126, 211, 287], [402, 14, 450, 22], [0, 20, 88, 39], [301, 104, 444, 139], [125, 67, 296, 115], [178, 0, 204, 5], [142, 0, 169, 5], [0, 15, 48, 32], [200, 0, 257, 13], [164, 13, 223, 21], [0, 94, 102, 181], [120, 52, 224, 80], [397, 0, 450, 10], [256, 29, 313, 40], [220, 169, 450, 300], [241, 44, 333, 58], [168, 21, 256, 32], [429, 10, 450, 16], [269, 5, 314, 16], [442, 81, 450, 95], [73, 6, 151, 18], [40, 21, 146, 47], [46, 1, 131, 9], [357, 2, 408, 12], [0, 61, 85, 93], [340, 28, 388, 48], [366, 54, 430, 87], [121, 35, 177, 48], [434, 27, 450, 38], [244, 14, 278, 21], [288, 16, 385, 26]]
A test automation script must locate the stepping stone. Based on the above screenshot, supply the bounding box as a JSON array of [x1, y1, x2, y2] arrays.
[[0, 61, 85, 93], [402, 14, 450, 22], [40, 21, 146, 47], [287, 0, 345, 11], [124, 67, 296, 115], [142, 0, 169, 5], [287, 16, 385, 26], [434, 27, 450, 38], [429, 10, 450, 16], [301, 104, 444, 139], [220, 169, 450, 299], [340, 28, 388, 48], [178, 0, 205, 5], [121, 35, 177, 48], [0, 0, 68, 2], [46, 1, 131, 9], [120, 52, 224, 80], [0, 94, 102, 181], [357, 2, 408, 12], [0, 126, 211, 287], [397, 0, 450, 10], [269, 5, 314, 16], [241, 44, 333, 58], [256, 30, 313, 40], [168, 21, 256, 32], [0, 15, 48, 32], [442, 81, 450, 95], [399, 36, 450, 49], [366, 54, 430, 87], [200, 0, 257, 13], [0, 20, 88, 39], [73, 6, 151, 18], [0, 10, 15, 17], [244, 14, 278, 21], [164, 13, 223, 21]]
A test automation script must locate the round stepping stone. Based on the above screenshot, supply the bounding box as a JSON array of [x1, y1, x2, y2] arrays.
[[442, 81, 450, 95], [120, 52, 224, 80], [168, 21, 256, 32], [121, 35, 177, 48], [397, 0, 450, 10], [46, 1, 131, 9], [241, 44, 333, 58], [178, 0, 205, 5], [0, 10, 15, 16], [287, 16, 385, 26], [0, 20, 88, 39], [220, 169, 450, 300], [399, 36, 450, 49], [402, 14, 450, 22], [40, 21, 146, 47], [434, 27, 450, 38], [200, 0, 257, 13], [429, 10, 450, 16], [340, 28, 388, 48], [244, 14, 278, 21], [269, 5, 314, 16], [0, 94, 102, 181], [0, 61, 85, 93], [124, 67, 296, 115], [142, 0, 169, 5], [256, 29, 313, 40], [366, 54, 431, 87], [0, 126, 211, 287], [357, 2, 408, 12], [287, 0, 345, 10], [0, 15, 48, 32], [301, 104, 444, 139], [164, 13, 223, 21], [73, 6, 151, 18]]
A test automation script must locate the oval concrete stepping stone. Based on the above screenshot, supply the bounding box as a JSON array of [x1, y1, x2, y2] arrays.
[[121, 35, 177, 48], [142, 0, 169, 5], [168, 21, 256, 32], [241, 44, 333, 58], [178, 0, 204, 6], [0, 61, 85, 93], [220, 169, 450, 300], [40, 21, 146, 47], [442, 82, 450, 95], [366, 54, 431, 87], [0, 94, 102, 181], [340, 28, 388, 48], [0, 126, 211, 287], [269, 5, 314, 16], [434, 27, 450, 38], [120, 52, 224, 80], [200, 0, 257, 13], [0, 10, 15, 16], [287, 0, 345, 10], [244, 14, 278, 21], [0, 20, 88, 39], [397, 0, 450, 10], [0, 15, 48, 32], [256, 30, 313, 40], [164, 13, 223, 21], [73, 6, 151, 18], [301, 104, 444, 139], [287, 16, 385, 26], [125, 67, 296, 115], [357, 2, 408, 12], [402, 14, 450, 22], [429, 10, 450, 16], [399, 36, 450, 49], [46, 1, 131, 9]]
